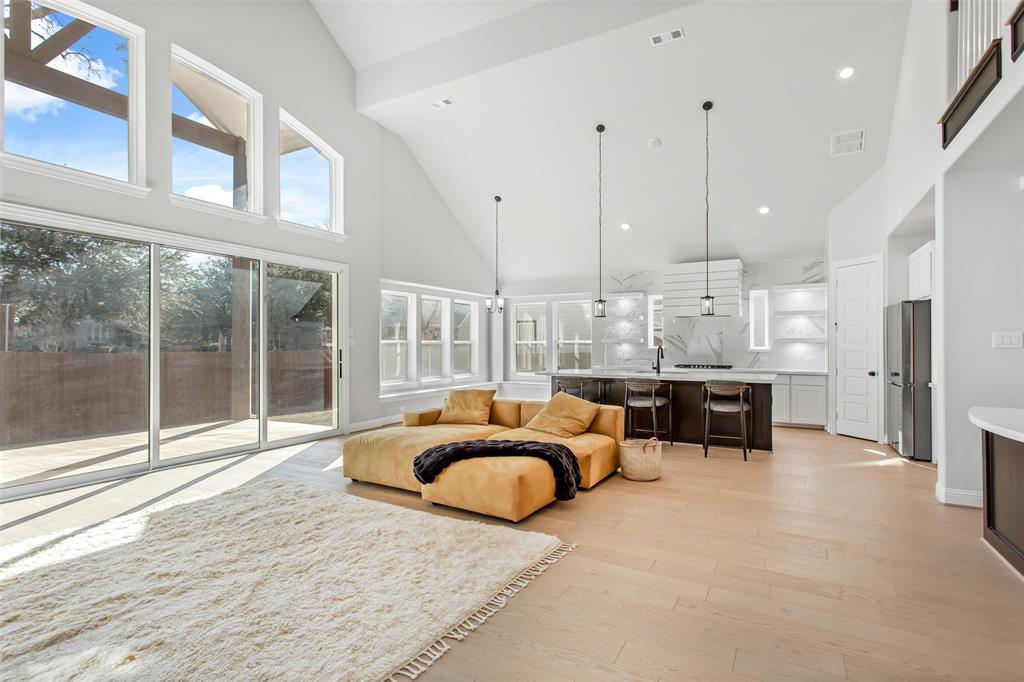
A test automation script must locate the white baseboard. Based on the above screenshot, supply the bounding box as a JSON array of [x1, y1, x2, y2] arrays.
[[350, 415, 402, 433], [935, 482, 983, 508]]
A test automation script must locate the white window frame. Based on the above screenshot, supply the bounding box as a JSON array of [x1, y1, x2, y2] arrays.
[[511, 301, 549, 378], [648, 294, 663, 349], [452, 299, 477, 378], [749, 289, 771, 351], [0, 199, 352, 503], [554, 299, 592, 371], [418, 294, 448, 385], [168, 43, 264, 220], [380, 290, 416, 391], [379, 285, 485, 395], [277, 107, 345, 239], [0, 0, 148, 197]]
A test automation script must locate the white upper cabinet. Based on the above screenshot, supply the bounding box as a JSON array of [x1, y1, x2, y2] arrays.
[[908, 241, 934, 301], [662, 259, 743, 318]]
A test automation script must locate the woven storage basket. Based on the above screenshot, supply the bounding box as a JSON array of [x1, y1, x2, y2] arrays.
[[619, 438, 662, 481]]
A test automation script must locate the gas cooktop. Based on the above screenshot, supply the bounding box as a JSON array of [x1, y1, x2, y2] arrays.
[[674, 363, 734, 370]]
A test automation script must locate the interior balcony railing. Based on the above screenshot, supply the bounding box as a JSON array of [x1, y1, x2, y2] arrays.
[[940, 0, 1022, 147]]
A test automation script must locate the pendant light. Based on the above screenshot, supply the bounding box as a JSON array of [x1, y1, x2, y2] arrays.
[[593, 123, 607, 319], [700, 101, 715, 316], [485, 195, 504, 314]]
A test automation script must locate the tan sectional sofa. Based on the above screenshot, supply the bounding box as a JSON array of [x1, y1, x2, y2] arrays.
[[343, 398, 624, 521]]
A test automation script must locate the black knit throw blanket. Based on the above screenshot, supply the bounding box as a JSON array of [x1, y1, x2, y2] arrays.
[[413, 439, 582, 501]]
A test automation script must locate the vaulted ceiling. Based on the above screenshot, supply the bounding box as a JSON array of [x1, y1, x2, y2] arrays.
[[313, 0, 912, 282]]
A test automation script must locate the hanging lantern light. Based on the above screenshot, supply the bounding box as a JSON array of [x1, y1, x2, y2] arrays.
[[594, 123, 607, 319], [700, 101, 715, 316]]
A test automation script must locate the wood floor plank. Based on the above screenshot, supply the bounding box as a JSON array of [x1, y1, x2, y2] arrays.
[[4, 428, 1023, 682]]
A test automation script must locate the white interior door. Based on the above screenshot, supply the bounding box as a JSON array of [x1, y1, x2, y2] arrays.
[[835, 259, 880, 440]]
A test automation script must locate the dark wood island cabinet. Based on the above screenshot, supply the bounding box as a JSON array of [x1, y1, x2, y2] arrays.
[[550, 370, 775, 452]]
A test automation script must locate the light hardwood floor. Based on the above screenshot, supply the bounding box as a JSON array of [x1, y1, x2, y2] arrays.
[[2, 427, 1022, 681]]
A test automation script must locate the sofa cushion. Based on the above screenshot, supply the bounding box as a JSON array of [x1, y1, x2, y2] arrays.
[[421, 457, 556, 522], [487, 427, 617, 489], [524, 392, 600, 438], [343, 423, 508, 491], [436, 389, 496, 426]]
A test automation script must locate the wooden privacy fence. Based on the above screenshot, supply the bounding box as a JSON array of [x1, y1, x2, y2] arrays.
[[0, 351, 332, 447]]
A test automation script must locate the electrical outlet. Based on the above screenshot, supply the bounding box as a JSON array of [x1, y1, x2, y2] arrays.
[[992, 331, 1023, 348]]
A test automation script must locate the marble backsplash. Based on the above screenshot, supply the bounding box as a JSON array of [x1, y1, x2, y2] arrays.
[[599, 258, 827, 371]]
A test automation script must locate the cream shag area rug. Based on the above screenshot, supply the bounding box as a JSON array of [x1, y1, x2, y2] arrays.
[[0, 478, 572, 681]]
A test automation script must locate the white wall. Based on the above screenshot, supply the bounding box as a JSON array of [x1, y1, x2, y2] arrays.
[[936, 95, 1024, 505], [378, 129, 493, 292], [0, 1, 493, 427]]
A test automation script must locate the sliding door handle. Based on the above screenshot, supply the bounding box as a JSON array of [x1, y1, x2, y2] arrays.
[[868, 371, 877, 377]]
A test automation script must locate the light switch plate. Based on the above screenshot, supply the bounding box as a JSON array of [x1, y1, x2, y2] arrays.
[[992, 331, 1023, 348]]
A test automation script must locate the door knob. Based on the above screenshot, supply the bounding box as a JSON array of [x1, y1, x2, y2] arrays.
[[868, 371, 877, 376]]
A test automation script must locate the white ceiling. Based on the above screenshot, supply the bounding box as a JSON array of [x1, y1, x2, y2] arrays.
[[318, 0, 912, 283], [311, 1, 541, 70]]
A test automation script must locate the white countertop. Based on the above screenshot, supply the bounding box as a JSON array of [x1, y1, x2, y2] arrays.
[[547, 368, 778, 383], [968, 407, 1024, 444]]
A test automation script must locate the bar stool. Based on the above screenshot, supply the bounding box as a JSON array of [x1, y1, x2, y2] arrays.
[[555, 377, 603, 403], [702, 380, 752, 461], [624, 380, 673, 444]]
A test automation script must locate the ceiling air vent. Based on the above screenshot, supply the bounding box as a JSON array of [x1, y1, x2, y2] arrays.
[[831, 128, 866, 156], [650, 27, 684, 46], [431, 97, 454, 110]]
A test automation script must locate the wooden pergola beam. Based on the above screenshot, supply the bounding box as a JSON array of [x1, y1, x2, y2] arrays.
[[4, 46, 243, 159], [31, 19, 95, 65], [9, 0, 33, 55], [171, 114, 241, 157]]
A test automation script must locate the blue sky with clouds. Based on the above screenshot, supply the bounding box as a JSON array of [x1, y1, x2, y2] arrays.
[[4, 6, 331, 227]]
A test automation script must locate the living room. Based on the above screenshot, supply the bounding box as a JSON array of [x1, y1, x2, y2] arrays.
[[2, 0, 1023, 680]]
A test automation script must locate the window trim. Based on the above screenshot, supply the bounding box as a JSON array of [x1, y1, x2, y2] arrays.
[[418, 294, 448, 384], [554, 299, 593, 371], [169, 43, 263, 217], [380, 290, 416, 391], [510, 300, 550, 379], [452, 299, 477, 378], [277, 108, 344, 236], [648, 294, 664, 350], [0, 0, 148, 191]]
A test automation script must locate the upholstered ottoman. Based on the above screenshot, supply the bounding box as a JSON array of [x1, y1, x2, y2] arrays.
[[421, 456, 557, 522]]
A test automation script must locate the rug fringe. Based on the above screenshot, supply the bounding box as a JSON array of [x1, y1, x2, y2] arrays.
[[385, 542, 576, 681]]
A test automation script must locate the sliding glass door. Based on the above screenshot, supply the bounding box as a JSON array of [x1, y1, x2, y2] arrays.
[[0, 222, 151, 489], [266, 264, 337, 441], [159, 249, 260, 462], [1, 218, 347, 500]]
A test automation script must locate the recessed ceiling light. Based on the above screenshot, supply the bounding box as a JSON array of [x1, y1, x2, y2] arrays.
[[758, 206, 771, 215], [621, 222, 631, 231], [837, 66, 855, 80], [647, 137, 662, 149]]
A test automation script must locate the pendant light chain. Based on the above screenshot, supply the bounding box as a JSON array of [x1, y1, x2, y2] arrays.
[[705, 105, 710, 298], [594, 123, 607, 318], [487, 195, 503, 314], [494, 197, 500, 295], [700, 101, 715, 316], [598, 126, 603, 301]]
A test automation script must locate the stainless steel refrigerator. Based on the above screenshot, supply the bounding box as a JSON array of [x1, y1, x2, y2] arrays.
[[885, 300, 932, 461]]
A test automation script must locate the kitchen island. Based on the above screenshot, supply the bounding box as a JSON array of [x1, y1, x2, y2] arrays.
[[968, 407, 1024, 575], [549, 368, 776, 451]]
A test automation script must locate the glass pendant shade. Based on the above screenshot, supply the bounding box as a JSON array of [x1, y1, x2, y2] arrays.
[[485, 293, 504, 315], [700, 295, 715, 316], [593, 298, 607, 318]]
